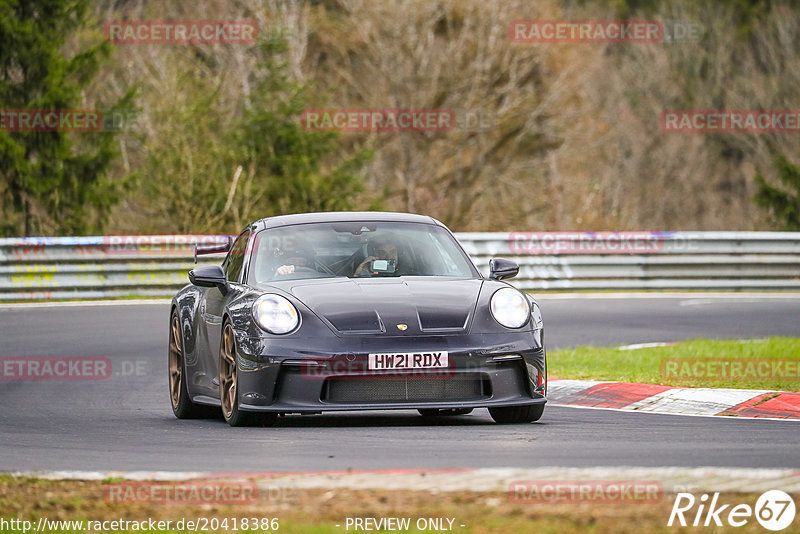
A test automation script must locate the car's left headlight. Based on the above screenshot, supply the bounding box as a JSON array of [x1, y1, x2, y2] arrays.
[[253, 294, 300, 334], [490, 287, 530, 329]]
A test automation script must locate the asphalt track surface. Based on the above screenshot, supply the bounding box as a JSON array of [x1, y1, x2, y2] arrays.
[[1, 295, 798, 473]]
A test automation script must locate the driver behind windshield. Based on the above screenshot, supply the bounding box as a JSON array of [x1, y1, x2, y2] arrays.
[[275, 241, 316, 276], [354, 235, 409, 277]]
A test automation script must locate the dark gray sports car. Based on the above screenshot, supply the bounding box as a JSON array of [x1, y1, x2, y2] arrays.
[[169, 212, 546, 426]]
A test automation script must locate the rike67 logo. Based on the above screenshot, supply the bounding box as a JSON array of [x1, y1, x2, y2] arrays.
[[668, 490, 796, 531]]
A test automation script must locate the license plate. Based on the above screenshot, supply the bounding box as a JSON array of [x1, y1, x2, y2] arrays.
[[368, 351, 449, 370]]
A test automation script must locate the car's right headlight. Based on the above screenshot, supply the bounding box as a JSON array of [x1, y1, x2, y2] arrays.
[[253, 294, 300, 334]]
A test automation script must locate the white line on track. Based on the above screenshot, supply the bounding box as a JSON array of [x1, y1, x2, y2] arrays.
[[535, 292, 800, 300], [0, 299, 171, 309], [617, 342, 676, 350]]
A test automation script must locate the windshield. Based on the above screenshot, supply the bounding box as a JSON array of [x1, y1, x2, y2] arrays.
[[250, 221, 478, 283]]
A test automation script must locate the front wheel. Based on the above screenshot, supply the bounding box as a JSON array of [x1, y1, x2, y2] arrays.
[[219, 321, 277, 427], [489, 404, 544, 424]]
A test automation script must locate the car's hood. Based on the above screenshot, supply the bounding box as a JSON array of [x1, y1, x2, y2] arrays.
[[282, 277, 483, 335]]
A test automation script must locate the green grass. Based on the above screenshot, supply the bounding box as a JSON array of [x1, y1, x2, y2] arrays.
[[549, 337, 800, 391]]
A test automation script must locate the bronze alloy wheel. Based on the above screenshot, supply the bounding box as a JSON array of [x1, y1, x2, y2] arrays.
[[168, 313, 183, 410], [218, 321, 277, 427], [219, 323, 237, 420], [168, 310, 209, 419]]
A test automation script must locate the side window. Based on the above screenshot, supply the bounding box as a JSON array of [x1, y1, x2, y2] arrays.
[[224, 231, 250, 283]]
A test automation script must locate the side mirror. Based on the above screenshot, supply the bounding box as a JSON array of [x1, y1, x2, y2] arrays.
[[489, 258, 519, 281], [189, 265, 228, 294]]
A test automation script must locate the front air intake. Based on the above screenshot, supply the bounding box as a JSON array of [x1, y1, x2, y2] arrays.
[[322, 373, 490, 403]]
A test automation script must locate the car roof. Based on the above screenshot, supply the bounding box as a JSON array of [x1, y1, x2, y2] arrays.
[[252, 211, 444, 231]]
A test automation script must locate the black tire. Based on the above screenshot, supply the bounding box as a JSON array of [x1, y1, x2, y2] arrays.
[[418, 408, 474, 417], [169, 310, 211, 419], [489, 404, 544, 424], [219, 321, 277, 427]]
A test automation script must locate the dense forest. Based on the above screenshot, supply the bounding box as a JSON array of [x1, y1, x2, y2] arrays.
[[1, 0, 799, 236]]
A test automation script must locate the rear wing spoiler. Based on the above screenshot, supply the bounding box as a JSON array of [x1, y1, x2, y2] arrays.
[[193, 236, 233, 264]]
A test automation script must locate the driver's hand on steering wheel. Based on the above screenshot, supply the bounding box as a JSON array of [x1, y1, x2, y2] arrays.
[[276, 264, 296, 276]]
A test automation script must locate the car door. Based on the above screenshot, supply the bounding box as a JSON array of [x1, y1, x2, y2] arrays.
[[199, 230, 250, 394]]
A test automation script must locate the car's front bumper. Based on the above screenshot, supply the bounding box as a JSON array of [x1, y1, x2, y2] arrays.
[[233, 331, 546, 413]]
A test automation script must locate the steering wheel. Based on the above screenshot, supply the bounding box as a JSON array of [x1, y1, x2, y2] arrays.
[[288, 266, 318, 273], [314, 260, 337, 276]]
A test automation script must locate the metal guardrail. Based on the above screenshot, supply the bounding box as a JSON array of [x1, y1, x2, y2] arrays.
[[1, 232, 799, 300]]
